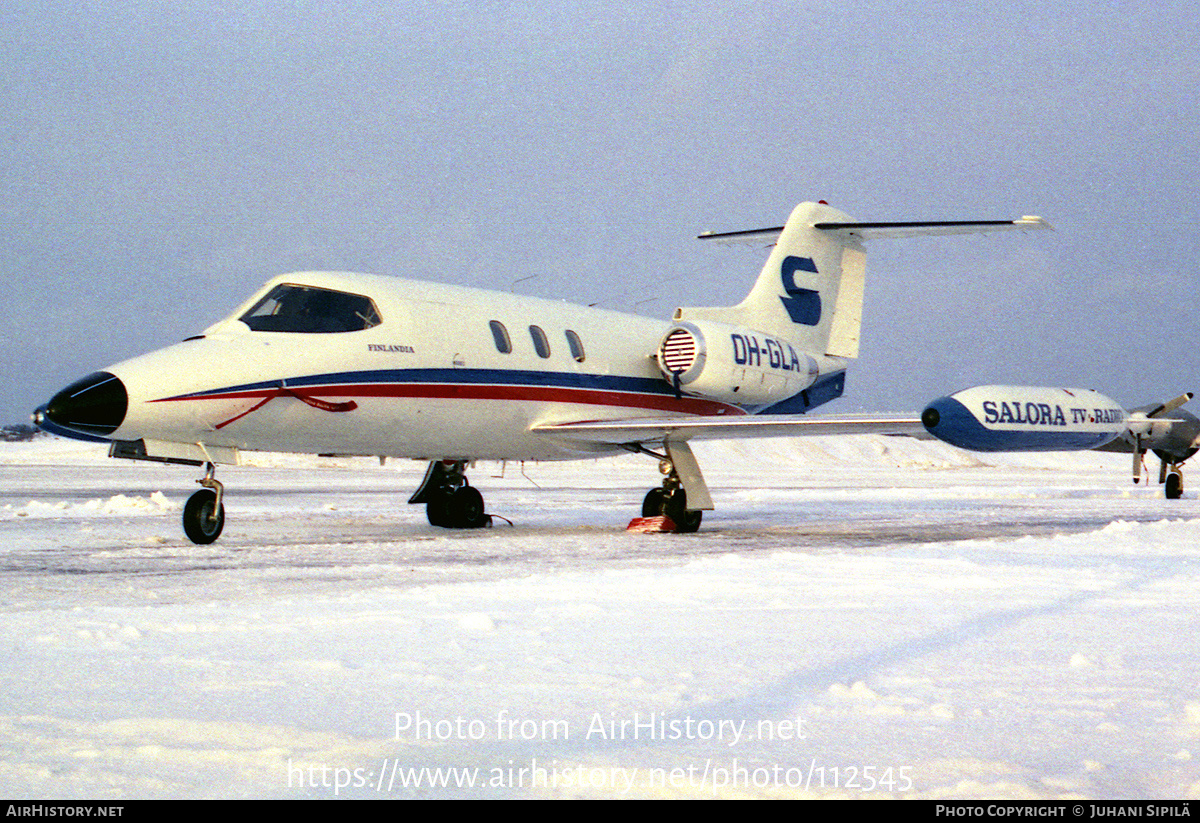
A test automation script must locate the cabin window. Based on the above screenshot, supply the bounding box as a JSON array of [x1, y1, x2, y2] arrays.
[[529, 325, 551, 358], [489, 320, 512, 353], [240, 284, 381, 333], [565, 329, 586, 362]]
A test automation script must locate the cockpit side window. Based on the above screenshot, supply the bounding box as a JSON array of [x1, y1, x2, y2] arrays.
[[239, 284, 382, 333]]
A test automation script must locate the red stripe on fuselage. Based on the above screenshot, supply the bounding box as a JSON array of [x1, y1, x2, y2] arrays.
[[151, 382, 747, 417]]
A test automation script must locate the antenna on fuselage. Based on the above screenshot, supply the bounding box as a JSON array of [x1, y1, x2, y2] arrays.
[[510, 273, 538, 292]]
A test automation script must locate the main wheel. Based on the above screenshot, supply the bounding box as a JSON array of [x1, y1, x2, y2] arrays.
[[426, 492, 451, 527], [1166, 472, 1184, 499], [448, 486, 489, 528], [641, 487, 702, 533], [671, 507, 703, 533], [428, 486, 489, 528], [642, 488, 666, 517], [665, 492, 703, 533], [183, 488, 225, 544]]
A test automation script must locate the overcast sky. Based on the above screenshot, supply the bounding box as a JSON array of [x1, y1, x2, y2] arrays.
[[4, 1, 1198, 424]]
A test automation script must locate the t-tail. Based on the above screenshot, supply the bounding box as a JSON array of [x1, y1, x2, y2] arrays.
[[655, 201, 1051, 414]]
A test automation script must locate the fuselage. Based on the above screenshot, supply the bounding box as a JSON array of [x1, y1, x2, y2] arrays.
[[38, 271, 749, 462]]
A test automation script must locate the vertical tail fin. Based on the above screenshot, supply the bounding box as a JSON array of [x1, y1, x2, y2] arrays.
[[680, 202, 865, 358]]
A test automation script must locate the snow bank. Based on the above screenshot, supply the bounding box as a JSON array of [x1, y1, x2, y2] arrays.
[[1, 436, 1197, 798]]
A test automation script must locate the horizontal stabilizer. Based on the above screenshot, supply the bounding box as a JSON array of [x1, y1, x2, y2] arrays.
[[698, 215, 1052, 245]]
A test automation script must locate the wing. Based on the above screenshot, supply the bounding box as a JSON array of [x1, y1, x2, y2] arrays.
[[532, 413, 926, 446]]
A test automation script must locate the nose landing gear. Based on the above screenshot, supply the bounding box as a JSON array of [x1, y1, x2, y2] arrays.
[[183, 463, 225, 544], [409, 460, 491, 529]]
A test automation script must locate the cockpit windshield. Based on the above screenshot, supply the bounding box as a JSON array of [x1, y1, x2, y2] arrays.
[[239, 284, 382, 333]]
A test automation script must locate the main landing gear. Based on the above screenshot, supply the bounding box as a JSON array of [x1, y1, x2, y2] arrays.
[[639, 459, 703, 533], [626, 442, 709, 534], [1132, 436, 1189, 500], [1158, 456, 1186, 500], [408, 460, 491, 529], [183, 462, 225, 544]]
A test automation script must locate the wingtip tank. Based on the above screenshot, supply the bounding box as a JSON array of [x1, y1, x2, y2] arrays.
[[922, 385, 1127, 452]]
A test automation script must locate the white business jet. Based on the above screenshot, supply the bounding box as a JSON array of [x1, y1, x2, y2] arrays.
[[33, 201, 1049, 543]]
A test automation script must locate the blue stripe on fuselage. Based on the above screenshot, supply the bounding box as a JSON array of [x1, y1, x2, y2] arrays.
[[755, 370, 846, 415], [160, 368, 686, 401]]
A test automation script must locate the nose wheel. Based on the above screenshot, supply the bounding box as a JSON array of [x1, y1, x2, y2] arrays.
[[183, 463, 225, 544]]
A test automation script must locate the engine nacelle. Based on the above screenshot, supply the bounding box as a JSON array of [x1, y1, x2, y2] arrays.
[[656, 320, 818, 407], [922, 385, 1127, 452]]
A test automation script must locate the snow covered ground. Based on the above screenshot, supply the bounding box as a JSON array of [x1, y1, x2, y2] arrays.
[[2, 435, 1199, 799]]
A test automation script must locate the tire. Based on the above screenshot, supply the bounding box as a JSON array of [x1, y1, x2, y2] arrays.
[[428, 486, 489, 528], [426, 494, 451, 527], [1166, 472, 1184, 500], [642, 487, 702, 533], [642, 488, 666, 517], [183, 489, 225, 544], [672, 507, 703, 533], [449, 486, 489, 528]]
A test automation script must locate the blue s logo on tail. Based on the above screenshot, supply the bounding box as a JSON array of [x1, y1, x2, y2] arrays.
[[779, 256, 822, 326]]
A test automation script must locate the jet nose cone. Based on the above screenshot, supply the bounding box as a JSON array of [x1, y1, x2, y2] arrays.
[[36, 371, 128, 439]]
